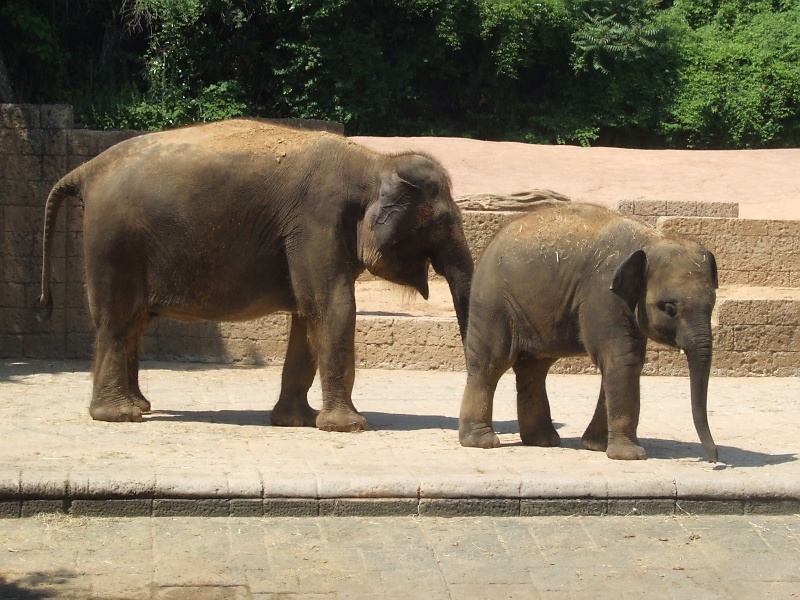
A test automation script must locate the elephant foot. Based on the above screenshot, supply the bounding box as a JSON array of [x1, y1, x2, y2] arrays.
[[271, 399, 319, 427], [581, 434, 608, 453], [459, 422, 500, 449], [89, 396, 144, 423], [606, 437, 647, 460], [131, 392, 151, 414], [520, 427, 561, 447], [316, 407, 368, 432]]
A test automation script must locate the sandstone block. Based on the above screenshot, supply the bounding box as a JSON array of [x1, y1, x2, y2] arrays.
[[2, 154, 42, 181], [697, 202, 739, 218], [65, 305, 94, 334], [22, 333, 64, 358], [632, 200, 667, 216], [770, 301, 800, 326], [65, 332, 93, 359], [0, 282, 25, 307], [657, 216, 703, 236], [356, 318, 393, 345], [0, 334, 25, 357], [42, 154, 67, 182], [665, 200, 698, 216], [772, 352, 800, 376], [767, 220, 800, 237], [0, 104, 40, 129], [40, 105, 73, 129], [4, 256, 63, 284], [67, 130, 99, 156], [748, 269, 792, 287]]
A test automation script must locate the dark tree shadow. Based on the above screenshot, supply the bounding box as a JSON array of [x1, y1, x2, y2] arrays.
[[0, 571, 79, 599]]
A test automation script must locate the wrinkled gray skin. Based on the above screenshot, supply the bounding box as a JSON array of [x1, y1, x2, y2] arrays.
[[37, 119, 473, 431], [459, 203, 718, 461]]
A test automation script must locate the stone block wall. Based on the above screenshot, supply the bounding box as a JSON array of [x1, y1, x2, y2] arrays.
[[657, 216, 800, 287], [2, 104, 81, 358], [617, 199, 739, 226], [2, 104, 798, 376], [0, 104, 294, 363]]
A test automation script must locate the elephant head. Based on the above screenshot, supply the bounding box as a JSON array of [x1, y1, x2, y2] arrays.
[[359, 153, 473, 340], [612, 240, 719, 462]]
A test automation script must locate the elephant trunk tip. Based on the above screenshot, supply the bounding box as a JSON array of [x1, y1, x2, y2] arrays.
[[704, 442, 718, 464]]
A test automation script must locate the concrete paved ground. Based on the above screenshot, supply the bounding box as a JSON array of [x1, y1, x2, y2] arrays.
[[1, 514, 799, 599], [1, 361, 799, 515]]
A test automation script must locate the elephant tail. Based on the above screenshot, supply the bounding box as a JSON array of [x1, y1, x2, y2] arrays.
[[35, 172, 83, 321]]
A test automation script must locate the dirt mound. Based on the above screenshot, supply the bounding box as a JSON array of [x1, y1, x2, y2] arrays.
[[353, 137, 800, 220]]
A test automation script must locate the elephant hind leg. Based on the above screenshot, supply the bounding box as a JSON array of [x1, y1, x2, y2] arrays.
[[514, 355, 560, 447], [90, 313, 150, 423], [271, 315, 319, 427], [127, 341, 151, 413]]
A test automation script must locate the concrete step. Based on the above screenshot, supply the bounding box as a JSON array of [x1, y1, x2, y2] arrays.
[[351, 281, 800, 377], [135, 280, 799, 377]]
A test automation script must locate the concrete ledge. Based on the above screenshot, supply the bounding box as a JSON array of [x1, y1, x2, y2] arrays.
[[5, 497, 800, 518]]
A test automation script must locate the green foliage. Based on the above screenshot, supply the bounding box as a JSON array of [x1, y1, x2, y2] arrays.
[[572, 12, 660, 74], [662, 2, 800, 148], [1, 0, 798, 148]]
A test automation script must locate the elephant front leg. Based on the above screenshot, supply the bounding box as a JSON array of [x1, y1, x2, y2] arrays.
[[271, 315, 319, 427], [459, 317, 512, 449], [514, 356, 560, 447], [459, 371, 501, 448], [310, 288, 367, 433], [599, 365, 646, 460]]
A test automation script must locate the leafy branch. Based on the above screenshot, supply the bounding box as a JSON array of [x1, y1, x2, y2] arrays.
[[572, 11, 660, 74]]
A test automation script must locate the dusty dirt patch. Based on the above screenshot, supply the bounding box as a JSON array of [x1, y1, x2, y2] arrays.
[[353, 137, 800, 220]]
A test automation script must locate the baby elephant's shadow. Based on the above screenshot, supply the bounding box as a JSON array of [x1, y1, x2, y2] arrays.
[[638, 438, 797, 467], [147, 409, 268, 426], [502, 431, 797, 467], [360, 412, 518, 432]]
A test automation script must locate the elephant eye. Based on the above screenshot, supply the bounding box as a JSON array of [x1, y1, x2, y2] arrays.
[[660, 302, 678, 318]]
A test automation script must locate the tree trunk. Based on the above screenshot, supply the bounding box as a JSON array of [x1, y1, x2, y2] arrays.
[[0, 48, 14, 102]]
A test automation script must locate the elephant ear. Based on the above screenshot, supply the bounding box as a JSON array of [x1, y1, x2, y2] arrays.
[[372, 171, 433, 252], [705, 251, 719, 289], [610, 250, 647, 310]]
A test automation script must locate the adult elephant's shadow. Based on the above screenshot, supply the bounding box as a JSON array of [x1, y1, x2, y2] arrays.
[[361, 412, 517, 431], [147, 409, 518, 433]]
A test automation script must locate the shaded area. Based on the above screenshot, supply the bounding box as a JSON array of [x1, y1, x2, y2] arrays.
[[146, 409, 270, 427], [0, 571, 79, 600], [503, 435, 799, 467]]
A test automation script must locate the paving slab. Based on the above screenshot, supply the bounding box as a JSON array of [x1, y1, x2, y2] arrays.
[[1, 514, 799, 599], [0, 360, 799, 516]]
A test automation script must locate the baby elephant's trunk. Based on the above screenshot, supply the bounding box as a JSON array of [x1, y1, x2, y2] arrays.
[[685, 340, 718, 463]]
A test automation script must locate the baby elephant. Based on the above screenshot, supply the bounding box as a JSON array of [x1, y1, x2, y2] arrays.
[[459, 203, 718, 461]]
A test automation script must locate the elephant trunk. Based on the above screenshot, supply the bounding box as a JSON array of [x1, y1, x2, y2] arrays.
[[433, 234, 473, 343], [684, 331, 718, 463]]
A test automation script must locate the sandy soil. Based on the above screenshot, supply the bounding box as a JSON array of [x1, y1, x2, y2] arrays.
[[351, 136, 800, 315], [353, 137, 800, 220]]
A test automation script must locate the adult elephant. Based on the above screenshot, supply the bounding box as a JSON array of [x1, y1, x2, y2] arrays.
[[36, 119, 473, 431], [459, 203, 718, 461]]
